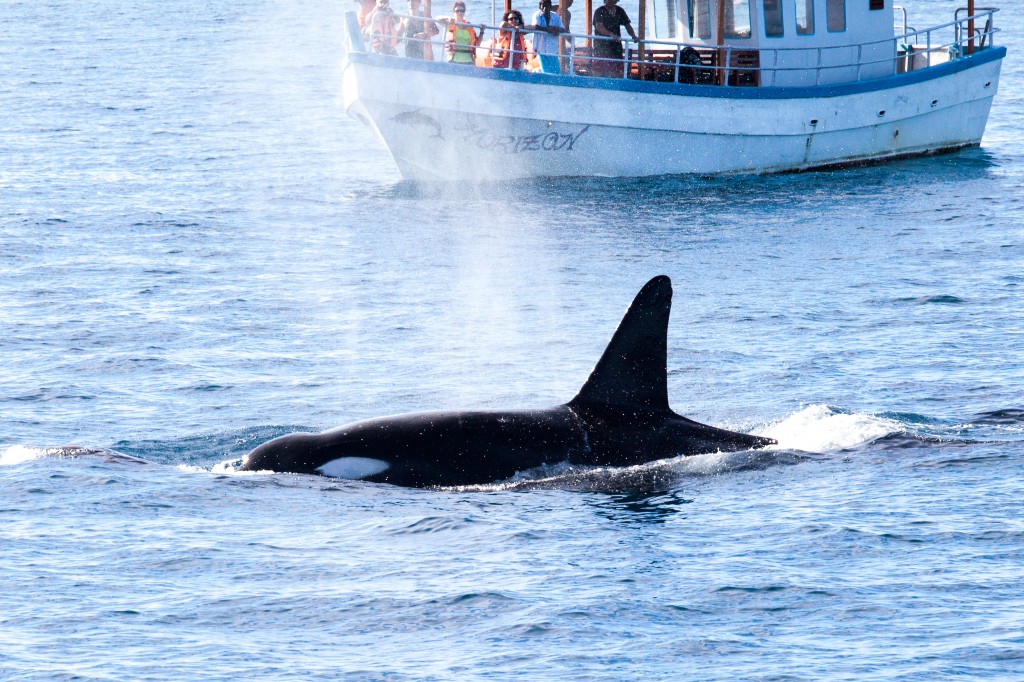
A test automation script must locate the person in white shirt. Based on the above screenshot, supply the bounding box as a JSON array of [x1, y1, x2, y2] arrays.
[[527, 0, 566, 73]]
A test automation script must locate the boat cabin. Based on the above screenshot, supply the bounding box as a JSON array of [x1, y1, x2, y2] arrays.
[[658, 0, 894, 85]]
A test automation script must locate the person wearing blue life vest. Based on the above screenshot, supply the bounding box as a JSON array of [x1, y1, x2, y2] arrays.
[[527, 0, 566, 74]]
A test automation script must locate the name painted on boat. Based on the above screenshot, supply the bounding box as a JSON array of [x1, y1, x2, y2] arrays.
[[463, 125, 590, 154]]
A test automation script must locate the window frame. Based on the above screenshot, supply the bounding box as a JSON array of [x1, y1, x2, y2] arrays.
[[683, 0, 713, 39], [826, 0, 846, 32], [725, 0, 754, 39], [795, 0, 815, 35], [762, 0, 785, 38]]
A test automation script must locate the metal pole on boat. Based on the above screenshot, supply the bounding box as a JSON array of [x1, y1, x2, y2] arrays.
[[715, 0, 726, 85], [638, 0, 646, 79], [585, 0, 593, 51], [967, 0, 975, 54], [559, 2, 569, 73], [425, 0, 434, 60]]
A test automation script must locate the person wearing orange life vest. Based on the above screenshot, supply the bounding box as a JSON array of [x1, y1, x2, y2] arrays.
[[355, 0, 378, 28], [366, 0, 400, 55], [443, 1, 484, 64], [492, 10, 527, 69]]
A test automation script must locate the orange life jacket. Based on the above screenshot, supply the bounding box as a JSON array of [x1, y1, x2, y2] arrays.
[[492, 29, 527, 69], [446, 23, 478, 63]]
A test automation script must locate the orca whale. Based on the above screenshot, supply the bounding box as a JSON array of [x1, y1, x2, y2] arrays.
[[241, 276, 775, 487]]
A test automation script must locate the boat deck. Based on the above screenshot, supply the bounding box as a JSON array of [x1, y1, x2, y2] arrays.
[[353, 6, 1001, 89]]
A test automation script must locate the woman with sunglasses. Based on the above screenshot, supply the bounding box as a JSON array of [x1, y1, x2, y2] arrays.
[[492, 10, 527, 69], [443, 2, 484, 65]]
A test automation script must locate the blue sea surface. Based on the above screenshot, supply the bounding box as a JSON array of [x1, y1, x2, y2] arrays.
[[2, 1, 1023, 679]]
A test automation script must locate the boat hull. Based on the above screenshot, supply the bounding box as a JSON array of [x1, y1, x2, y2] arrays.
[[342, 47, 1004, 180]]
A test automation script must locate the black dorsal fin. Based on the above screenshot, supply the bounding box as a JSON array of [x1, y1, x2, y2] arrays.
[[569, 275, 671, 410]]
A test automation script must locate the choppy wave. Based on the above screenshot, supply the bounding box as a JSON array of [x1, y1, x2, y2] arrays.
[[969, 408, 1024, 426], [457, 449, 812, 493]]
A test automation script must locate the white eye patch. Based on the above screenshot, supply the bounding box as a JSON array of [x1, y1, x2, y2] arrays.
[[316, 457, 390, 479]]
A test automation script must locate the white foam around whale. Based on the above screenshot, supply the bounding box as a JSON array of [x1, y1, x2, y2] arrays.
[[0, 446, 47, 466], [316, 457, 390, 479], [1, 445, 114, 466], [759, 404, 902, 453]]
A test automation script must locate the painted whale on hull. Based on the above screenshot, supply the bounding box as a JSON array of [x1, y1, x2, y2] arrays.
[[241, 276, 775, 487]]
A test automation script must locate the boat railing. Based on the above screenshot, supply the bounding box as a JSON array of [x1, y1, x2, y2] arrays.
[[357, 7, 999, 88], [893, 6, 911, 36]]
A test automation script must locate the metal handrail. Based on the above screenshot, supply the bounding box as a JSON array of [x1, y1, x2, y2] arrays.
[[893, 5, 909, 36], [955, 6, 998, 49], [359, 8, 999, 86]]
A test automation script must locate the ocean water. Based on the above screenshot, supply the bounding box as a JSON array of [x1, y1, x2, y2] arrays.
[[2, 0, 1023, 679]]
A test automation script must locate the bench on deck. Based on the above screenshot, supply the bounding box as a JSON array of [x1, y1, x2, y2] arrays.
[[622, 46, 760, 86], [569, 42, 760, 86], [626, 46, 716, 83], [727, 50, 760, 86]]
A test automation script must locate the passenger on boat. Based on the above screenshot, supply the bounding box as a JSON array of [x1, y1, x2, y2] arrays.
[[366, 0, 400, 55], [355, 0, 378, 28], [554, 0, 572, 32], [591, 0, 637, 77], [492, 10, 528, 69], [527, 0, 566, 74], [400, 0, 439, 60], [443, 2, 484, 64]]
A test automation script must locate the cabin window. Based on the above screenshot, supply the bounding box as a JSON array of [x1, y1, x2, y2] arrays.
[[683, 0, 713, 39], [725, 0, 752, 38], [827, 0, 846, 31], [763, 0, 784, 37], [796, 0, 814, 34], [869, 0, 884, 9]]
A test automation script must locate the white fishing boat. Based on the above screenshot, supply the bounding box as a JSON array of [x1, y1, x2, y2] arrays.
[[342, 0, 1005, 180]]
